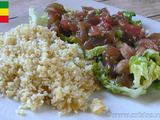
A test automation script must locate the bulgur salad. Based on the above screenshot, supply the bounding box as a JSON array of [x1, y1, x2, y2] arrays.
[[0, 24, 107, 115]]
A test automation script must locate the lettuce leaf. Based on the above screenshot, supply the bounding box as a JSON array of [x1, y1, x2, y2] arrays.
[[85, 45, 107, 59], [130, 49, 160, 89], [29, 7, 48, 27], [93, 49, 160, 98]]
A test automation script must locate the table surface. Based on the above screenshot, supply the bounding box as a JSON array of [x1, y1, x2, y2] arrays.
[[8, 0, 160, 22]]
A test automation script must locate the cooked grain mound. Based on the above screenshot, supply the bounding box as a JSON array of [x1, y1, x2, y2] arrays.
[[0, 24, 99, 115]]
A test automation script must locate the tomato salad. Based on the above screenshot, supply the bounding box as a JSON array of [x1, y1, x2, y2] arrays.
[[29, 3, 160, 98]]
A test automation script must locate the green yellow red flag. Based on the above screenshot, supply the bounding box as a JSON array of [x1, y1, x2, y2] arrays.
[[0, 1, 9, 23]]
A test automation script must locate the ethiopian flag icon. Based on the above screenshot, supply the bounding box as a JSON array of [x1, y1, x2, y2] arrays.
[[0, 1, 9, 23]]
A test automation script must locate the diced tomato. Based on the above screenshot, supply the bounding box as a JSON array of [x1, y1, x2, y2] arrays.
[[86, 15, 100, 25], [119, 21, 142, 37], [59, 19, 70, 32], [74, 12, 87, 21], [98, 21, 111, 31], [79, 22, 88, 42], [117, 11, 124, 16], [103, 46, 121, 61], [135, 46, 146, 57], [102, 46, 121, 76], [82, 32, 114, 50], [147, 33, 160, 40], [116, 59, 129, 74], [48, 10, 61, 25], [48, 23, 60, 33], [45, 3, 66, 25], [69, 21, 78, 33], [98, 8, 112, 24], [82, 6, 95, 13], [104, 22, 111, 29], [137, 39, 159, 51], [89, 26, 101, 36], [120, 43, 135, 59], [101, 8, 109, 14]]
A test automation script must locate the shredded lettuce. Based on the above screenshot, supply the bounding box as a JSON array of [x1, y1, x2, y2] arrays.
[[85, 45, 107, 59], [58, 33, 77, 43], [29, 7, 48, 27], [92, 62, 146, 98], [93, 49, 160, 98]]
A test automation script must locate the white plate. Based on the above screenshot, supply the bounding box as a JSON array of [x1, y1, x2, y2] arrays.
[[0, 0, 160, 120]]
